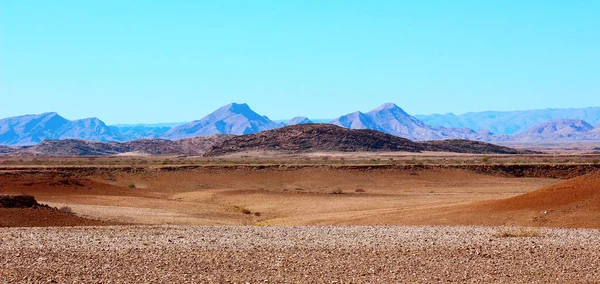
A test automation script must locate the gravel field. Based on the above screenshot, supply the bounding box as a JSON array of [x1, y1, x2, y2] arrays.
[[1, 226, 600, 283]]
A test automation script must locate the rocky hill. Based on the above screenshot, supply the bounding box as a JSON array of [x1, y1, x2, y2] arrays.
[[162, 103, 282, 140], [11, 135, 232, 156], [205, 124, 531, 156], [420, 140, 536, 154], [205, 124, 424, 156]]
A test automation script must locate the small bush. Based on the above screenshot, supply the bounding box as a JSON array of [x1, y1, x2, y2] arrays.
[[128, 184, 136, 188], [355, 188, 365, 193], [330, 189, 343, 194], [242, 209, 252, 215], [254, 212, 261, 217], [58, 206, 73, 214], [482, 156, 490, 163], [592, 159, 599, 165], [495, 227, 542, 238]]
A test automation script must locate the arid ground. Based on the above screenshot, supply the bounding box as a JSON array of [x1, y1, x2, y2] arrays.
[[1, 154, 600, 282]]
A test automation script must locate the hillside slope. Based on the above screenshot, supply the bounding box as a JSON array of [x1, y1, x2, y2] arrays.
[[205, 124, 532, 156], [205, 124, 424, 156]]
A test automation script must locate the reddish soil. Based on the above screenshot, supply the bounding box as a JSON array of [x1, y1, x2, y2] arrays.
[[0, 194, 109, 227], [473, 170, 600, 228], [0, 208, 107, 227], [398, 170, 600, 228], [1, 165, 599, 228]]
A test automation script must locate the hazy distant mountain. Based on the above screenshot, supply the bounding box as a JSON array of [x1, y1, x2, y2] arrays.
[[0, 113, 122, 146], [331, 103, 475, 141], [110, 125, 172, 140], [285, 117, 313, 126], [486, 119, 600, 143], [4, 103, 600, 146], [162, 103, 282, 140], [416, 107, 600, 134], [518, 119, 594, 135]]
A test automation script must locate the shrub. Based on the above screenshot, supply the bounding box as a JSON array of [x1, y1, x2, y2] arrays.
[[128, 184, 136, 188], [58, 206, 73, 214], [330, 189, 343, 194], [592, 159, 599, 165], [254, 212, 261, 217], [355, 188, 365, 193], [495, 227, 541, 238], [242, 209, 252, 214], [482, 156, 490, 163]]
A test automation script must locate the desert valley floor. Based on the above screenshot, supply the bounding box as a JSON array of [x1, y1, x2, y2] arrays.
[[2, 154, 600, 282]]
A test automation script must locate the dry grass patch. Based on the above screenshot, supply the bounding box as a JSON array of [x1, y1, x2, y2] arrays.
[[495, 227, 542, 238]]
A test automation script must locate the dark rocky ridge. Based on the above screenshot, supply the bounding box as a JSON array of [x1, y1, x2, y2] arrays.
[[205, 124, 424, 156], [205, 124, 534, 156], [420, 139, 536, 155], [10, 135, 232, 156]]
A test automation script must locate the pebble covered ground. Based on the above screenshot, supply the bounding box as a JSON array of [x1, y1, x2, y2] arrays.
[[1, 226, 599, 283]]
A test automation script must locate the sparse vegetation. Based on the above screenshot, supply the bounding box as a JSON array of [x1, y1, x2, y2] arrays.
[[482, 156, 490, 163], [355, 188, 365, 193], [495, 227, 542, 238], [128, 183, 136, 188], [330, 189, 344, 194], [58, 206, 73, 214]]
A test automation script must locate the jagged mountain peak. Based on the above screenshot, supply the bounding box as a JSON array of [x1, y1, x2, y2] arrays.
[[162, 103, 280, 139], [218, 102, 252, 113], [372, 103, 402, 111]]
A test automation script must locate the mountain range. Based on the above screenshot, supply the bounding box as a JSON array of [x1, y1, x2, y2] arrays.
[[416, 107, 600, 135], [2, 103, 600, 146], [0, 124, 533, 157]]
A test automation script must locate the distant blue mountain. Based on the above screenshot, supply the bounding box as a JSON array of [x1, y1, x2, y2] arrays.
[[0, 113, 122, 146], [285, 117, 313, 126], [161, 103, 283, 140], [111, 122, 185, 128], [331, 103, 475, 141], [416, 107, 600, 134], [3, 104, 600, 147], [109, 125, 173, 140]]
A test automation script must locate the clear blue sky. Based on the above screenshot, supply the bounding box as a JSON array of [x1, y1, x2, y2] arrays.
[[1, 1, 599, 124]]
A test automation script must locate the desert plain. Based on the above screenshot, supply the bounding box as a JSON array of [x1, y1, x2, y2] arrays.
[[1, 152, 600, 283]]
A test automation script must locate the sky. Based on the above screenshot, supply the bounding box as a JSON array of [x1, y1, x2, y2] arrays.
[[1, 1, 599, 124]]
